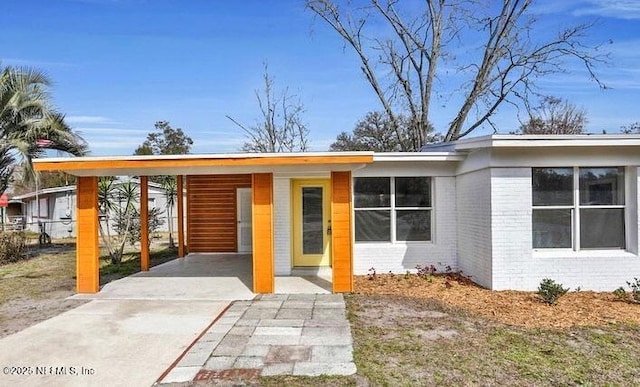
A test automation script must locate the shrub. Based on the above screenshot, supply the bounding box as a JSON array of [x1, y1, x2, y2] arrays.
[[537, 278, 569, 305], [0, 231, 27, 265], [367, 267, 376, 281], [627, 278, 640, 302], [613, 287, 628, 302], [416, 264, 437, 281]]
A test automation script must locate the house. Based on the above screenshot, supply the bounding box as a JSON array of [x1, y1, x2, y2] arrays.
[[9, 178, 176, 239], [32, 134, 640, 294]]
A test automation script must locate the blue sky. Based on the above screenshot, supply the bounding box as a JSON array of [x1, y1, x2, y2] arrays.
[[2, 0, 640, 156]]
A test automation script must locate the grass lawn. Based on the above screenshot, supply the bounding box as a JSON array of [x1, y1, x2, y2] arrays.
[[345, 294, 640, 386], [261, 293, 640, 386]]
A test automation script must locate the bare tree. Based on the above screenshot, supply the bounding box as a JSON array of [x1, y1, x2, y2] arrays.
[[330, 111, 439, 151], [227, 67, 309, 153], [519, 97, 587, 134], [621, 122, 640, 134], [307, 0, 608, 143]]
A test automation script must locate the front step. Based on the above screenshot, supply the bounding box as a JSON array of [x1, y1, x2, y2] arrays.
[[290, 266, 332, 279]]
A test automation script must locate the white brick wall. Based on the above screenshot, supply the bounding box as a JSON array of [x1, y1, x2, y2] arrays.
[[489, 167, 640, 291], [456, 169, 492, 288], [489, 168, 533, 290], [354, 177, 458, 275], [273, 176, 292, 275], [270, 160, 640, 292]]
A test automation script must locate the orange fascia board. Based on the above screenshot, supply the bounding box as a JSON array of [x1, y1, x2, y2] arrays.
[[33, 153, 374, 174]]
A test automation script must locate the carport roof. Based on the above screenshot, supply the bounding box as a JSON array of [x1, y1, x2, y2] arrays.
[[33, 151, 375, 176]]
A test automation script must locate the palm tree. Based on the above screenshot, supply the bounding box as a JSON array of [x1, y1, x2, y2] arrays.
[[0, 64, 87, 194], [98, 178, 139, 265], [160, 176, 177, 248]]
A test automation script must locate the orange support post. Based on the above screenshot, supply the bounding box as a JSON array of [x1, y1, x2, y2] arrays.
[[177, 175, 185, 258], [76, 176, 100, 293], [331, 171, 353, 292], [252, 173, 274, 293], [140, 176, 149, 271]]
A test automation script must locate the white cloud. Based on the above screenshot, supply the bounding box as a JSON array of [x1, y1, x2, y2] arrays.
[[66, 116, 114, 125], [75, 127, 148, 135], [573, 0, 640, 19]]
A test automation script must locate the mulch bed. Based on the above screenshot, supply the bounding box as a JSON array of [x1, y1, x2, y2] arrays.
[[354, 273, 640, 328]]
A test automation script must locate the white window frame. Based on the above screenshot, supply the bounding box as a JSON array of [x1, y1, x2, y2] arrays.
[[354, 176, 433, 243], [532, 166, 626, 251]]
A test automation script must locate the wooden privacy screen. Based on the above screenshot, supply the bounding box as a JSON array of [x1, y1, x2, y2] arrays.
[[186, 174, 251, 252]]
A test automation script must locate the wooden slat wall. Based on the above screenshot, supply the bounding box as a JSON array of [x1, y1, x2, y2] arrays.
[[331, 171, 353, 292], [252, 173, 274, 293], [76, 176, 100, 293], [186, 174, 251, 252]]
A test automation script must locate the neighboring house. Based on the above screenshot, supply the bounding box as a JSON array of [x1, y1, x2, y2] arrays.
[[33, 134, 640, 294], [10, 178, 176, 239]]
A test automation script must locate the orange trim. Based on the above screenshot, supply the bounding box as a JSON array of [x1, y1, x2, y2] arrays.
[[76, 176, 99, 293], [140, 176, 149, 271], [252, 173, 274, 293], [177, 175, 185, 258], [331, 171, 353, 293], [34, 155, 373, 173]]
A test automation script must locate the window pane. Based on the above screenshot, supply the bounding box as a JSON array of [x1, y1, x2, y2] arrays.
[[355, 210, 390, 241], [579, 167, 624, 205], [354, 177, 390, 208], [532, 168, 574, 206], [533, 209, 572, 248], [580, 208, 625, 249], [302, 187, 323, 254], [396, 210, 431, 241], [395, 177, 431, 207]]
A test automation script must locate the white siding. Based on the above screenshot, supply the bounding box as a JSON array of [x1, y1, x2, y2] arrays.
[[456, 168, 492, 288], [273, 176, 292, 275], [352, 170, 458, 275]]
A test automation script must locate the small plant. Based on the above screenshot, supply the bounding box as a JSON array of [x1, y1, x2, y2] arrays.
[[367, 267, 376, 281], [613, 287, 628, 302], [416, 264, 437, 281], [0, 231, 27, 265], [537, 278, 569, 305], [404, 270, 411, 279], [627, 278, 640, 302]]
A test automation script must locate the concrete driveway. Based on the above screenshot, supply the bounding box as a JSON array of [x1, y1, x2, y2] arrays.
[[0, 299, 228, 386], [0, 253, 335, 386], [0, 253, 256, 386], [72, 253, 256, 301]]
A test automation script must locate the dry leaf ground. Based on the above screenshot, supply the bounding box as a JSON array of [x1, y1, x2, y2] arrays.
[[354, 273, 640, 328]]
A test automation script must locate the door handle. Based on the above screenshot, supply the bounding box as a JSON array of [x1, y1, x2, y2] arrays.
[[327, 220, 332, 235]]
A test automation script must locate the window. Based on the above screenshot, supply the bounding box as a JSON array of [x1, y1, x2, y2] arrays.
[[354, 177, 432, 242], [532, 167, 625, 250]]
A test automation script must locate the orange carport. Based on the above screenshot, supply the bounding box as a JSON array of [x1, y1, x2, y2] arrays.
[[33, 152, 373, 294]]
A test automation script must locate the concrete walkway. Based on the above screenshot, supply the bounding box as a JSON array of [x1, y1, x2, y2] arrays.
[[158, 293, 356, 384]]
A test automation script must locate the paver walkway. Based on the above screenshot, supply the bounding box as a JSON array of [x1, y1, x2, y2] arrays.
[[158, 293, 356, 384]]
